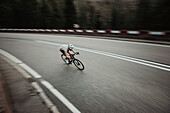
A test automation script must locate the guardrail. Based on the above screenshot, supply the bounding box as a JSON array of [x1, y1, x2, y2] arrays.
[[0, 28, 170, 41]]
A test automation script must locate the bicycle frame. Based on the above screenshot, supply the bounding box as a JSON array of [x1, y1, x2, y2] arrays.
[[61, 53, 85, 70], [69, 54, 76, 62]]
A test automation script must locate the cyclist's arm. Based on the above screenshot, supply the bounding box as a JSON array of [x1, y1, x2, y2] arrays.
[[72, 50, 79, 54], [68, 50, 78, 56], [72, 50, 75, 53]]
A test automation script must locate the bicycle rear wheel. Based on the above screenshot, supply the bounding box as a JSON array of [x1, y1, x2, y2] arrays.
[[73, 59, 84, 70]]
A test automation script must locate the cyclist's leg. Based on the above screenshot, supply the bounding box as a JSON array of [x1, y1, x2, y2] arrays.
[[65, 53, 71, 64], [60, 49, 65, 55], [60, 49, 69, 63]]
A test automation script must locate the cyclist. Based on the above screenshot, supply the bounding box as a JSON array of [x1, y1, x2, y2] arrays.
[[59, 44, 79, 64]]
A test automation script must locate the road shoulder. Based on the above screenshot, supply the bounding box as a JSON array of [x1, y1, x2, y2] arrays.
[[0, 54, 51, 113]]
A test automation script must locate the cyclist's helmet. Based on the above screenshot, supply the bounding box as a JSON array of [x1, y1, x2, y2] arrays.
[[68, 44, 74, 50]]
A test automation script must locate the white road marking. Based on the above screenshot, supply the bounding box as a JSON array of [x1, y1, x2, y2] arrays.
[[0, 49, 23, 64], [41, 80, 81, 113], [0, 49, 81, 113], [80, 48, 170, 69], [0, 50, 60, 113], [19, 63, 42, 79], [76, 47, 170, 72], [36, 40, 170, 72], [0, 50, 42, 79]]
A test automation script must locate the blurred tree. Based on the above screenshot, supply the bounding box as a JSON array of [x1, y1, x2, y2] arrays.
[[0, 0, 13, 28], [40, 0, 52, 28], [94, 11, 101, 29], [153, 0, 170, 30], [12, 0, 39, 28], [78, 6, 87, 29], [123, 8, 136, 30], [111, 8, 118, 29], [136, 0, 152, 30], [87, 5, 95, 29], [117, 12, 125, 30], [64, 0, 77, 29], [0, 0, 169, 30], [50, 0, 61, 28]]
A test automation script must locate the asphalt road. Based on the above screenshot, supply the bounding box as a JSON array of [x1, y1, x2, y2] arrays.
[[0, 33, 170, 113]]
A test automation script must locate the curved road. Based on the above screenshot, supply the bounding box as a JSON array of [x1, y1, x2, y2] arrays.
[[0, 33, 170, 113]]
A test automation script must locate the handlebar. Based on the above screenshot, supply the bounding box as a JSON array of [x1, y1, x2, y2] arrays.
[[70, 52, 79, 59], [72, 52, 79, 55]]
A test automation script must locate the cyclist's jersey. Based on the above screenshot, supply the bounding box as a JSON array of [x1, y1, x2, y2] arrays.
[[59, 44, 69, 53]]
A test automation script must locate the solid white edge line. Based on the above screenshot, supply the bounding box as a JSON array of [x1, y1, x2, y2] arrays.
[[41, 80, 81, 113], [19, 63, 42, 79], [0, 49, 42, 78], [0, 54, 32, 79], [0, 50, 60, 113], [0, 50, 23, 64]]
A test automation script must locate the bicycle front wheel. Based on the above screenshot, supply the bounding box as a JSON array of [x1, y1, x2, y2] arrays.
[[73, 59, 84, 70]]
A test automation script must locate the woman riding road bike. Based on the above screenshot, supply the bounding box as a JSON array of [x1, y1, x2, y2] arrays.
[[59, 44, 78, 64], [60, 44, 85, 70]]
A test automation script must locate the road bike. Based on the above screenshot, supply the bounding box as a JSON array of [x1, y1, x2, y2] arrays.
[[61, 53, 85, 70]]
